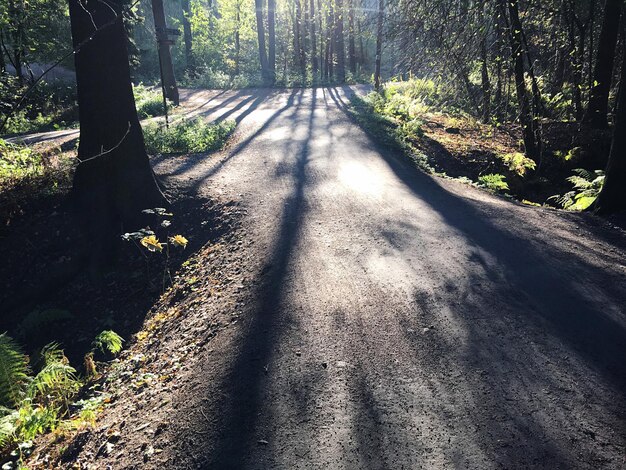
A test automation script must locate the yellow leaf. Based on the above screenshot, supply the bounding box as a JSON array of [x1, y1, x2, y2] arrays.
[[170, 234, 188, 248], [140, 235, 163, 252]]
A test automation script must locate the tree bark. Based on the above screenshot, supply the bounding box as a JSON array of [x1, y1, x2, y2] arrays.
[[68, 0, 166, 270], [181, 0, 194, 74], [152, 0, 179, 105], [255, 0, 270, 82], [502, 0, 539, 161], [584, 0, 623, 129], [309, 0, 318, 79], [335, 0, 346, 82], [374, 0, 384, 90], [348, 0, 356, 75], [268, 0, 276, 82], [595, 45, 626, 214]]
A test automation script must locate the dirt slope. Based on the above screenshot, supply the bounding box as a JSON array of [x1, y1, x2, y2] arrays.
[[36, 87, 626, 469]]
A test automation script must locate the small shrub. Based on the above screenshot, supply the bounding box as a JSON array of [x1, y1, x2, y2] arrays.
[[92, 330, 124, 356], [500, 152, 537, 177], [549, 168, 604, 211], [478, 173, 509, 192], [134, 83, 168, 118], [143, 118, 235, 154]]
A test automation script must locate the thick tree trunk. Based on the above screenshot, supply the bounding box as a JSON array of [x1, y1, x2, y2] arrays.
[[374, 0, 384, 90], [68, 0, 166, 270], [584, 0, 623, 129], [335, 0, 346, 82], [152, 0, 179, 105], [268, 0, 276, 82], [309, 0, 318, 79], [595, 46, 626, 214], [255, 0, 270, 82], [181, 0, 194, 74], [502, 0, 539, 161]]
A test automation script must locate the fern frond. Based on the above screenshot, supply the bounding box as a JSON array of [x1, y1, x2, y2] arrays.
[[0, 333, 30, 408], [92, 330, 124, 355]]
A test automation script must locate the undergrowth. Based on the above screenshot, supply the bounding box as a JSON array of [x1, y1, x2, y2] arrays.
[[143, 118, 235, 154], [0, 330, 123, 466]]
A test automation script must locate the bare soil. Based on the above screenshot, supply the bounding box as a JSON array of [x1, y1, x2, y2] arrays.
[[3, 87, 625, 469]]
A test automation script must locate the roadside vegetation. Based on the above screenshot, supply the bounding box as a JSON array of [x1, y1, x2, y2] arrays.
[[350, 79, 610, 211]]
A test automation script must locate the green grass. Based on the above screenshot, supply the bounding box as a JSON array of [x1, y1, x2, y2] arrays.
[[143, 118, 236, 154]]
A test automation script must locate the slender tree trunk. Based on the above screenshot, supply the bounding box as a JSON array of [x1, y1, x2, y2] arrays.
[[595, 45, 626, 214], [309, 0, 318, 79], [268, 0, 276, 82], [325, 3, 334, 80], [152, 0, 179, 105], [234, 1, 241, 75], [335, 0, 346, 82], [68, 0, 166, 271], [294, 0, 304, 77], [584, 0, 623, 128], [502, 0, 539, 161], [8, 0, 25, 84], [374, 0, 384, 90], [255, 0, 269, 82], [481, 35, 491, 123], [181, 0, 194, 74], [348, 0, 356, 75]]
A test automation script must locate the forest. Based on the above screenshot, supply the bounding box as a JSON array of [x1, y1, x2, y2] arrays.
[[1, 0, 626, 468]]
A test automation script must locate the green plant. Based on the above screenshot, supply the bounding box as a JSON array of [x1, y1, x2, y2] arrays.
[[478, 174, 509, 192], [92, 330, 124, 356], [500, 152, 537, 177], [133, 84, 168, 118], [550, 169, 604, 211], [0, 335, 81, 454], [0, 334, 30, 409], [142, 118, 236, 154]]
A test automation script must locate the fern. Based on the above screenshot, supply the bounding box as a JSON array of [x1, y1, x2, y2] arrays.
[[28, 344, 80, 410], [0, 333, 30, 408], [550, 169, 605, 211], [92, 330, 124, 355]]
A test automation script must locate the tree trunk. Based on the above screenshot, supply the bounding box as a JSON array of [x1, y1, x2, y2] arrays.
[[8, 0, 25, 84], [335, 0, 346, 82], [595, 46, 626, 214], [374, 0, 384, 90], [255, 0, 270, 82], [584, 0, 623, 129], [480, 35, 491, 123], [502, 0, 539, 161], [152, 0, 179, 105], [268, 0, 276, 82], [348, 0, 356, 75], [68, 0, 166, 271], [181, 0, 194, 74], [309, 0, 318, 79], [234, 2, 241, 75]]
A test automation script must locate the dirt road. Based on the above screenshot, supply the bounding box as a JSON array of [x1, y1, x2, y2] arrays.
[[64, 88, 626, 468]]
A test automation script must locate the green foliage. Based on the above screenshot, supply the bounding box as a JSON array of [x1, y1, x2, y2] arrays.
[[0, 334, 30, 409], [0, 334, 85, 455], [478, 174, 509, 192], [500, 152, 537, 177], [134, 83, 168, 118], [550, 169, 604, 211], [92, 330, 124, 356], [143, 118, 235, 154], [1, 76, 77, 136], [0, 139, 44, 183]]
